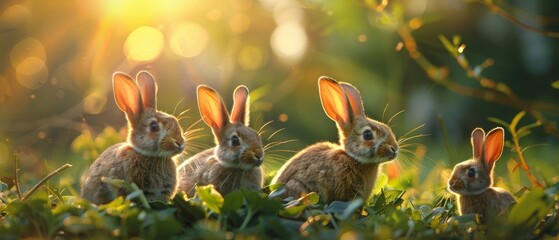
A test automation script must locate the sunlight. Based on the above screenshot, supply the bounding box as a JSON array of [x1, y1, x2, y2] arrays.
[[270, 23, 307, 64], [10, 38, 46, 69], [169, 22, 209, 58], [124, 26, 164, 62], [16, 57, 48, 90], [238, 46, 265, 71], [229, 13, 251, 34]]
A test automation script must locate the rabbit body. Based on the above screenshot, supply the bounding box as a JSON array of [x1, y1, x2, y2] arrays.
[[81, 71, 185, 205], [177, 85, 264, 196], [457, 187, 516, 216], [178, 148, 263, 197], [276, 142, 380, 202], [272, 77, 398, 203], [81, 143, 178, 204], [448, 127, 516, 217]]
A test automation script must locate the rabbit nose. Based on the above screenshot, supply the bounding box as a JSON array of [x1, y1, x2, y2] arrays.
[[389, 146, 398, 158], [252, 149, 264, 166], [174, 139, 185, 151]]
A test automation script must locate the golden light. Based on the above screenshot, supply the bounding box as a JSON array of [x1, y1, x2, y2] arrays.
[[273, 0, 304, 24], [16, 57, 48, 89], [124, 26, 164, 62], [229, 13, 251, 34], [206, 9, 222, 21], [270, 23, 308, 64], [238, 46, 265, 70], [1, 5, 30, 28], [83, 92, 108, 114], [358, 34, 367, 43], [10, 38, 46, 68], [169, 22, 209, 58]]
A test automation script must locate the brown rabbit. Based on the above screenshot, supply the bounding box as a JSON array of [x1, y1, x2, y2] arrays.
[[177, 85, 264, 197], [271, 76, 399, 203], [448, 127, 516, 218], [81, 71, 186, 204]]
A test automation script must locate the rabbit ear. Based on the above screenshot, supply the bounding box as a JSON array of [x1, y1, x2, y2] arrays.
[[319, 76, 351, 128], [230, 85, 250, 126], [113, 72, 142, 124], [136, 71, 157, 109], [197, 85, 230, 136], [471, 128, 485, 160], [339, 83, 365, 117], [482, 127, 505, 170]]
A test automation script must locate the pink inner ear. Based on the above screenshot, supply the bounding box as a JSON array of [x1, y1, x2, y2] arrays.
[[319, 77, 351, 127], [483, 128, 504, 166], [197, 86, 229, 134], [471, 128, 485, 159], [113, 73, 142, 123]]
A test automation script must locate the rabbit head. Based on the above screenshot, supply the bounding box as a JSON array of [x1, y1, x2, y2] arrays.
[[197, 85, 264, 170], [318, 76, 399, 164], [448, 127, 505, 196], [113, 71, 185, 157]]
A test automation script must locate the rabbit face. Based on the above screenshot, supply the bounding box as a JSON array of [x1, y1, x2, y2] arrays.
[[216, 122, 264, 170], [448, 159, 491, 196], [342, 117, 398, 164], [130, 108, 186, 158]]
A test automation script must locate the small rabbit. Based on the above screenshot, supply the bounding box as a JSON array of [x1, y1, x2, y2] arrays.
[[271, 76, 399, 203], [448, 127, 516, 218], [177, 85, 264, 196], [81, 71, 186, 204]]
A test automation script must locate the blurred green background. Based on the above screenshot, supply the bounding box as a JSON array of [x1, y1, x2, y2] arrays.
[[0, 0, 557, 202]]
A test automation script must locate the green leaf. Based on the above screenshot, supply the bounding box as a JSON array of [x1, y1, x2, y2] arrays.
[[488, 117, 510, 129], [222, 190, 244, 214], [196, 185, 223, 214], [510, 111, 526, 132], [551, 80, 559, 89], [508, 188, 549, 226], [439, 35, 454, 54], [516, 121, 541, 138]]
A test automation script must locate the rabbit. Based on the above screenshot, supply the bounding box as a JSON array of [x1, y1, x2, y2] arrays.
[[448, 127, 516, 218], [271, 76, 399, 203], [177, 85, 264, 197], [81, 71, 186, 205]]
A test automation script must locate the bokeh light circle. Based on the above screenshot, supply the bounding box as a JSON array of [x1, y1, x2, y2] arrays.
[[169, 22, 209, 58], [16, 57, 49, 89], [1, 5, 31, 28], [124, 26, 164, 62], [238, 46, 265, 70], [229, 13, 251, 34], [270, 23, 307, 64], [10, 38, 46, 68]]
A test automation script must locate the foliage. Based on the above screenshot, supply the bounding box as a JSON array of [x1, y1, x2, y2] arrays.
[[0, 179, 558, 239]]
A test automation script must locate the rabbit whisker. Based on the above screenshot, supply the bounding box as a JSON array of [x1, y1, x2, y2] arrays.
[[381, 104, 390, 123], [257, 120, 275, 135], [267, 128, 286, 141], [172, 98, 186, 116], [263, 139, 298, 151], [397, 124, 426, 142], [388, 109, 405, 125]]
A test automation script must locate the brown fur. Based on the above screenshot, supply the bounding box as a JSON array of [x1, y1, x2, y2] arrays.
[[272, 77, 398, 203], [178, 148, 263, 197], [457, 187, 516, 216], [80, 71, 185, 204], [276, 142, 380, 202], [177, 85, 264, 196], [81, 144, 178, 204], [448, 127, 516, 218]]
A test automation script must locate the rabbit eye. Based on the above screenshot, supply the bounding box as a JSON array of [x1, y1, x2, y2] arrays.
[[231, 135, 240, 146], [467, 168, 476, 178], [149, 121, 160, 132], [363, 130, 373, 140]]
